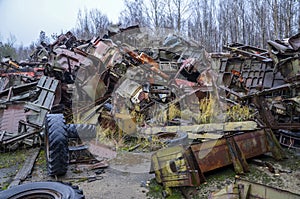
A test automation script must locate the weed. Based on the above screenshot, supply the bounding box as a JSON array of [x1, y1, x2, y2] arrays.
[[35, 150, 46, 166], [0, 150, 26, 169], [1, 182, 9, 190], [226, 104, 252, 122]]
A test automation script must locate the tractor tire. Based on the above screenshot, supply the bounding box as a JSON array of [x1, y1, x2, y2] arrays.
[[45, 114, 69, 176], [0, 181, 84, 199], [67, 124, 96, 140]]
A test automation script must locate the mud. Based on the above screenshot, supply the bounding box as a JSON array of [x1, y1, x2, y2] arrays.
[[0, 147, 299, 198]]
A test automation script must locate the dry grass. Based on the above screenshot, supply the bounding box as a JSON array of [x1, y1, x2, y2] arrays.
[[226, 104, 252, 122]]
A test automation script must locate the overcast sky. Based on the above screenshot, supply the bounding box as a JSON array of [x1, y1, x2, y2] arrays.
[[0, 0, 124, 46]]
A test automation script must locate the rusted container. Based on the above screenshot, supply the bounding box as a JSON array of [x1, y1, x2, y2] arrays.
[[151, 145, 201, 187], [151, 128, 284, 187], [190, 130, 269, 173]]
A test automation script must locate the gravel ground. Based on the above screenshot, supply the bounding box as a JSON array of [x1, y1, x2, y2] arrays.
[[26, 146, 156, 199], [77, 168, 152, 199], [1, 146, 300, 199]]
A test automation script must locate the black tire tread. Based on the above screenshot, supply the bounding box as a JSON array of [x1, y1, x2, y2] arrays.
[[67, 124, 96, 139], [0, 181, 84, 199], [45, 114, 69, 176]]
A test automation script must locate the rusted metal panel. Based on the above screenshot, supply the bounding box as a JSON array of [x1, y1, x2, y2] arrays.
[[0, 104, 28, 133], [237, 178, 300, 199], [151, 128, 284, 188], [277, 57, 300, 80], [92, 39, 122, 68], [233, 130, 269, 159], [191, 138, 232, 172], [190, 130, 269, 173]]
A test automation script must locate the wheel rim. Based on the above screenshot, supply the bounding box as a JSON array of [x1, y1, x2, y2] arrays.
[[8, 189, 62, 199]]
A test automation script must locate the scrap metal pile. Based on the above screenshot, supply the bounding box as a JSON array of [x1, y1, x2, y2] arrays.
[[215, 33, 300, 148], [0, 26, 300, 189], [0, 27, 220, 151]]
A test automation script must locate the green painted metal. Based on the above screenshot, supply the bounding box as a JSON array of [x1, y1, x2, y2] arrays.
[[210, 178, 300, 199], [151, 145, 201, 187], [151, 128, 285, 187]]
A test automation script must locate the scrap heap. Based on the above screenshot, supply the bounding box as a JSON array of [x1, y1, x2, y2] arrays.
[[216, 33, 300, 148], [0, 27, 219, 151], [0, 26, 299, 190]]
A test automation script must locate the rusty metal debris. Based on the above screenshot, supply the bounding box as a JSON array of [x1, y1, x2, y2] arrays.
[[213, 32, 300, 149], [209, 178, 300, 199], [0, 76, 58, 150], [0, 25, 300, 196], [149, 32, 300, 190], [150, 128, 283, 188]]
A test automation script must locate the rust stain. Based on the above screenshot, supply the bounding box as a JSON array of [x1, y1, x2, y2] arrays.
[[190, 130, 268, 173], [0, 104, 28, 133]]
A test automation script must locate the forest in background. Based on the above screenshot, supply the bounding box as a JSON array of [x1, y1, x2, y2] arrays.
[[1, 0, 300, 61]]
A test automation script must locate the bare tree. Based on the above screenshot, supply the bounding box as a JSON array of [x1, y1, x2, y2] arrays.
[[267, 0, 279, 39], [89, 9, 110, 36], [218, 0, 231, 46], [5, 0, 300, 58], [283, 0, 293, 37], [74, 9, 93, 39], [73, 8, 110, 39], [147, 0, 167, 29], [0, 34, 17, 60], [119, 0, 148, 27], [168, 0, 191, 32], [298, 0, 300, 32]]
